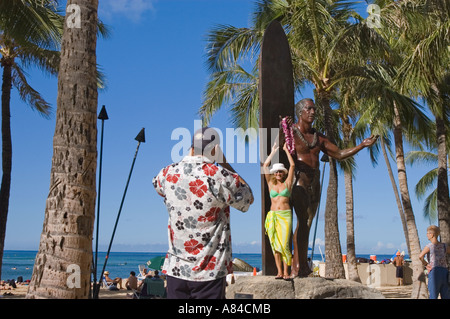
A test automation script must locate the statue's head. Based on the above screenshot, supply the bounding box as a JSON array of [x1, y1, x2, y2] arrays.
[[295, 98, 316, 124]]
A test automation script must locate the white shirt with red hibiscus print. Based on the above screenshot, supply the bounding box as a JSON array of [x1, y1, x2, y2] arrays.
[[153, 155, 254, 282]]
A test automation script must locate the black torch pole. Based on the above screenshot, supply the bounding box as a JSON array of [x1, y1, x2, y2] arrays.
[[92, 105, 108, 298], [94, 128, 145, 299]]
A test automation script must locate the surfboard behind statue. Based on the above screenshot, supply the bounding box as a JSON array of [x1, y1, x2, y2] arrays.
[[258, 20, 294, 275]]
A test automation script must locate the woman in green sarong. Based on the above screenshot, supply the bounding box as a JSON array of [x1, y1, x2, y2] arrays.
[[263, 142, 295, 280]]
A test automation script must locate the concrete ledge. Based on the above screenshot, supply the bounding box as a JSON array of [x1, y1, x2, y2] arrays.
[[226, 276, 385, 299], [318, 262, 413, 287]]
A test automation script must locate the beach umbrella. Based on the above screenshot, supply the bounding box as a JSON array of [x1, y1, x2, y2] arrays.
[[147, 256, 165, 271]]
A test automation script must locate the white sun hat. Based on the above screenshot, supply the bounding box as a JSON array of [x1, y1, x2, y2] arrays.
[[270, 163, 288, 174]]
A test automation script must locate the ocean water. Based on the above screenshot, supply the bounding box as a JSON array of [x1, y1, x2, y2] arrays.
[[1, 250, 403, 282]]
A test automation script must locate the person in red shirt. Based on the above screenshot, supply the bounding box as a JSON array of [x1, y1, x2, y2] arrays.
[[153, 127, 254, 299]]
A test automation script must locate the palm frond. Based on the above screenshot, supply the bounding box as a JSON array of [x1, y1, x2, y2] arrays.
[[422, 188, 438, 222], [200, 64, 257, 127], [97, 20, 111, 39], [414, 168, 438, 199], [347, 63, 433, 146], [204, 25, 262, 73], [96, 63, 107, 91], [11, 63, 52, 117], [17, 44, 60, 76], [0, 0, 63, 50], [338, 155, 358, 177], [405, 150, 438, 166], [230, 82, 260, 131]]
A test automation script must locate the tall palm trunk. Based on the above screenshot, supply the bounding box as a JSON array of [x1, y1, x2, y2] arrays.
[[393, 104, 428, 299], [318, 90, 346, 279], [380, 138, 411, 256], [342, 118, 359, 282], [344, 168, 360, 282], [0, 58, 13, 281], [27, 0, 99, 299], [435, 115, 450, 269], [435, 116, 450, 245], [429, 83, 450, 246], [324, 158, 345, 278]]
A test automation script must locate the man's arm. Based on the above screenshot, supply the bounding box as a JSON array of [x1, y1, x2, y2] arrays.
[[214, 145, 250, 186], [322, 135, 378, 160], [213, 145, 254, 206], [152, 167, 167, 197]]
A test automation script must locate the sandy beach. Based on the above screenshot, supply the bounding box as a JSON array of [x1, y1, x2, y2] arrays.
[[0, 282, 413, 299], [0, 283, 139, 299]]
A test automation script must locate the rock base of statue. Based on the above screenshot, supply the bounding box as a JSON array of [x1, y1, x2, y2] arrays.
[[226, 276, 385, 299]]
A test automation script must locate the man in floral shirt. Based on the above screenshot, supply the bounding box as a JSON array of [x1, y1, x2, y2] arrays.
[[153, 127, 254, 299]]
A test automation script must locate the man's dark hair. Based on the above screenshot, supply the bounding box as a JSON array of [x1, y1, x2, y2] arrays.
[[191, 127, 220, 155]]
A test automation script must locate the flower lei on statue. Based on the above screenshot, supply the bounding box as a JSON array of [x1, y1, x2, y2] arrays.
[[281, 116, 295, 154], [281, 116, 318, 153]]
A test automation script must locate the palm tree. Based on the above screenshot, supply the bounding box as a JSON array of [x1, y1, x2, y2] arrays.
[[395, 0, 450, 246], [348, 7, 436, 297], [340, 125, 360, 283], [406, 147, 450, 223], [380, 136, 411, 256], [27, 0, 100, 299], [368, 0, 448, 298], [392, 106, 431, 299], [349, 57, 432, 298], [335, 89, 364, 283], [202, 0, 393, 279], [0, 0, 62, 281]]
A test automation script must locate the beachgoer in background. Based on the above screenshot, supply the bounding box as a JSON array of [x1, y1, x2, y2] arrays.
[[126, 271, 138, 291], [263, 142, 295, 280], [140, 268, 148, 279], [153, 127, 254, 299], [226, 273, 235, 286], [104, 271, 123, 289], [0, 280, 12, 290], [419, 225, 449, 299], [392, 251, 404, 286]]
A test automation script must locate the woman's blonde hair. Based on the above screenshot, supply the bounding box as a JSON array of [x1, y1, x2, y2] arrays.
[[269, 172, 286, 185], [427, 225, 440, 237]]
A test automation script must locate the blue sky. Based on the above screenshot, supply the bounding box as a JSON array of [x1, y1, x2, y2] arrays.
[[4, 0, 436, 256]]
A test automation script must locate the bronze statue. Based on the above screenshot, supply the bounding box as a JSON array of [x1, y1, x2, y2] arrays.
[[284, 98, 378, 277]]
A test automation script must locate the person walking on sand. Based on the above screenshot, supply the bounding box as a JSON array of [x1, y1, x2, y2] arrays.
[[263, 142, 295, 280], [153, 127, 254, 299], [419, 225, 450, 299], [392, 251, 404, 286]]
